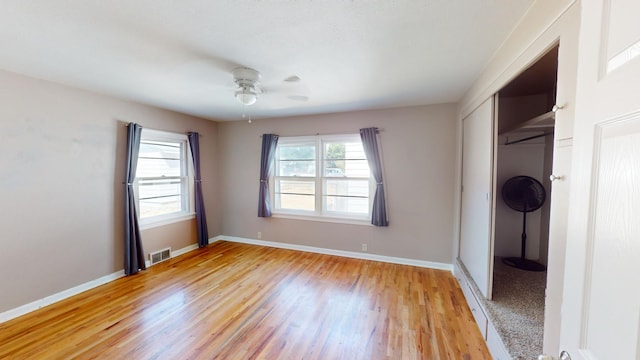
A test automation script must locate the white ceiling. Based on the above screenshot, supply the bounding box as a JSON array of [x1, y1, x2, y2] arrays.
[[0, 1, 534, 121]]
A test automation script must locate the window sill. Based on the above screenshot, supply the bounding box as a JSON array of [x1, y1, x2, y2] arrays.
[[271, 213, 372, 226], [140, 212, 196, 231]]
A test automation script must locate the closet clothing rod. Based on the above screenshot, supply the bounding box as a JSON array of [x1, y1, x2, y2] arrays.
[[504, 132, 550, 146]]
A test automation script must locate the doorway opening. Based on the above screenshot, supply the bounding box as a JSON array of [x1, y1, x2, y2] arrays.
[[490, 45, 559, 358]]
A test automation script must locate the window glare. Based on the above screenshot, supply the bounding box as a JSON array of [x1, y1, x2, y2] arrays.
[[139, 141, 181, 157], [279, 194, 315, 211], [139, 196, 182, 218], [278, 160, 316, 177], [277, 180, 315, 195], [138, 178, 183, 200], [325, 196, 369, 214], [325, 179, 369, 197], [279, 145, 315, 160], [136, 158, 182, 177]]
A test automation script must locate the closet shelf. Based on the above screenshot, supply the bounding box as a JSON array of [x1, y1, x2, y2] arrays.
[[500, 110, 555, 135]]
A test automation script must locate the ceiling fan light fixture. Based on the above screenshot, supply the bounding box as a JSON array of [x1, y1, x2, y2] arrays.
[[235, 87, 258, 106]]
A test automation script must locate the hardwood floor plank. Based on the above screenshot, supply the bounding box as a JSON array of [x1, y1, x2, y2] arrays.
[[0, 241, 491, 359]]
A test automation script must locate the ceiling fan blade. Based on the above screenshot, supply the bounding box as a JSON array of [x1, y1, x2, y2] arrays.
[[174, 50, 248, 87], [262, 79, 310, 101], [287, 95, 309, 102]]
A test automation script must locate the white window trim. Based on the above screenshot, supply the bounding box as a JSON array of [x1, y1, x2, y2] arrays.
[[270, 134, 374, 223], [271, 213, 373, 226], [139, 212, 195, 231], [136, 128, 195, 230]]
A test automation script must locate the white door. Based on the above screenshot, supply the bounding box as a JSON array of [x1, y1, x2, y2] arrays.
[[559, 1, 640, 359], [543, 5, 580, 356], [459, 96, 496, 299]]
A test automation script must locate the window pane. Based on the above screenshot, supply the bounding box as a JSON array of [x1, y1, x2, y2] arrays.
[[271, 135, 374, 219], [277, 180, 315, 195], [324, 141, 366, 160], [137, 158, 182, 177], [139, 196, 181, 218], [324, 179, 369, 215], [138, 178, 182, 199], [324, 142, 346, 173], [139, 141, 181, 160], [279, 145, 315, 160], [277, 144, 316, 177], [137, 140, 183, 177], [324, 159, 369, 177], [325, 179, 369, 197], [279, 194, 315, 211], [324, 141, 369, 177], [276, 180, 315, 211], [325, 196, 369, 214], [278, 160, 316, 177], [138, 178, 184, 218]]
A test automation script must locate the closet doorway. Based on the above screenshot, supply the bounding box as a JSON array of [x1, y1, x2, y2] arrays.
[[490, 45, 559, 357]]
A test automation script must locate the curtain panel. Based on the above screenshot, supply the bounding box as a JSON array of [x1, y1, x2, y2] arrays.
[[124, 122, 146, 275], [360, 127, 389, 226], [188, 132, 209, 248], [258, 134, 279, 217]]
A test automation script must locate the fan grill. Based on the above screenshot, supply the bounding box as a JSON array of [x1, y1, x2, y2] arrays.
[[502, 176, 546, 212]]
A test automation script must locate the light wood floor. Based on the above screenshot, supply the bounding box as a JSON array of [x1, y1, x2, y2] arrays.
[[0, 241, 491, 359]]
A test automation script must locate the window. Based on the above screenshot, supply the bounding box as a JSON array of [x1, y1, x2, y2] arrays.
[[272, 134, 372, 221], [135, 129, 194, 228]]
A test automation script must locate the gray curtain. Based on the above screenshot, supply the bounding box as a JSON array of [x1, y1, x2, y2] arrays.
[[124, 122, 146, 275], [360, 127, 389, 226], [258, 134, 279, 217], [188, 132, 209, 248]]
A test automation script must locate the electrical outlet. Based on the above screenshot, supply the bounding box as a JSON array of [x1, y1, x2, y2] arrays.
[[257, 232, 262, 239], [362, 243, 368, 252]]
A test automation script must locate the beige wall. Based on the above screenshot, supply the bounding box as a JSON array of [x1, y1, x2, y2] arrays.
[[0, 70, 220, 313], [142, 219, 198, 257], [218, 105, 458, 264]]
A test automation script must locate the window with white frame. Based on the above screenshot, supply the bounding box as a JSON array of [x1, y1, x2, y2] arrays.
[[135, 129, 194, 227], [271, 134, 372, 221]]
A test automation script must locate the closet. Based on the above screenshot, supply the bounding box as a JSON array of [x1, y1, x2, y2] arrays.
[[493, 46, 558, 358], [496, 47, 557, 270], [456, 45, 571, 359]]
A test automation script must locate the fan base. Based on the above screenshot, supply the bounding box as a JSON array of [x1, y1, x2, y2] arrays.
[[502, 257, 547, 272]]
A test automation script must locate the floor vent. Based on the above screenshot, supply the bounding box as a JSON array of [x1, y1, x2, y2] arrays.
[[150, 248, 171, 265]]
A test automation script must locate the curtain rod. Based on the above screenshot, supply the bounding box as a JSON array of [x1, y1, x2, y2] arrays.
[[259, 128, 384, 138], [125, 123, 202, 136]]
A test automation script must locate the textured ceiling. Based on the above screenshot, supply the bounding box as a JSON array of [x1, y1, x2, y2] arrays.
[[0, 0, 534, 121]]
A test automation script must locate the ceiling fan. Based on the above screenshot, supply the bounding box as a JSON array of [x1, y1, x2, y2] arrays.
[[231, 67, 308, 107], [232, 67, 262, 106]]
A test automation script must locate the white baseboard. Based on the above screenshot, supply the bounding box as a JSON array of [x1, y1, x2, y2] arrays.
[[210, 235, 453, 271], [0, 270, 125, 324], [173, 243, 199, 257], [2, 237, 451, 324], [0, 242, 203, 324]]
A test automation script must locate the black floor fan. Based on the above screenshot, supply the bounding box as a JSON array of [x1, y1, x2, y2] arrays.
[[501, 175, 547, 272]]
